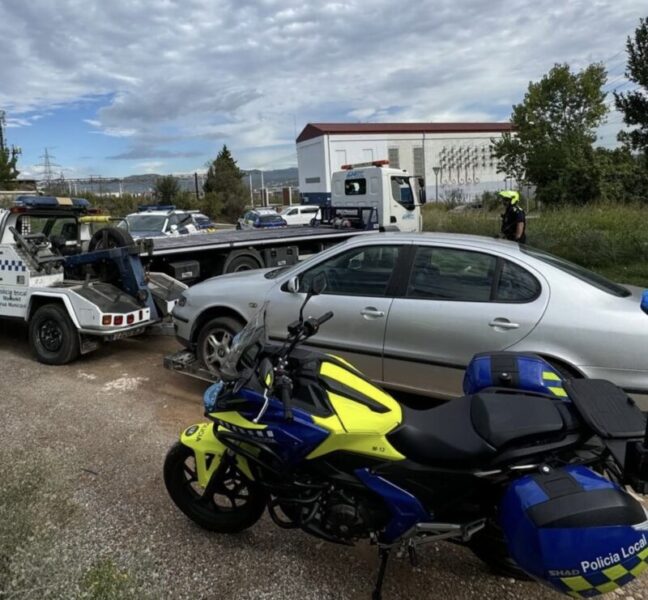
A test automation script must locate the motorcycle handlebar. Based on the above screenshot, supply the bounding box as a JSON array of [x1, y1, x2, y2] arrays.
[[317, 311, 334, 326]]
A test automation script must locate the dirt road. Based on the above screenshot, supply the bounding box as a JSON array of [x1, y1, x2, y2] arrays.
[[0, 324, 644, 600]]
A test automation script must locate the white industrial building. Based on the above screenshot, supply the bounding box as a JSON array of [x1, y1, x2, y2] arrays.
[[296, 122, 514, 204]]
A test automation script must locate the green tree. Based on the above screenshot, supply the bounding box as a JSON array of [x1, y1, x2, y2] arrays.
[[154, 175, 180, 204], [492, 63, 608, 205], [615, 17, 648, 155], [202, 145, 247, 222], [0, 111, 21, 189]]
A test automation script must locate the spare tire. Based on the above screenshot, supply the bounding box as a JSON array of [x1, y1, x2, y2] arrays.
[[88, 227, 134, 251]]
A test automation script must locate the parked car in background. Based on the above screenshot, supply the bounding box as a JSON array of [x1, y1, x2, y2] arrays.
[[192, 213, 216, 231], [280, 204, 321, 226], [171, 232, 648, 403], [121, 205, 209, 238], [236, 208, 287, 230]]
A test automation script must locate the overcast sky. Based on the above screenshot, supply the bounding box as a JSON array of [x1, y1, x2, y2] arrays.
[[0, 0, 645, 179]]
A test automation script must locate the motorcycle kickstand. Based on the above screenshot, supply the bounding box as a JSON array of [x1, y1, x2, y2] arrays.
[[372, 547, 391, 600]]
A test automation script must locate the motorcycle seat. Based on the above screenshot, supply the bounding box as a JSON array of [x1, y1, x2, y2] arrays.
[[387, 392, 569, 467]]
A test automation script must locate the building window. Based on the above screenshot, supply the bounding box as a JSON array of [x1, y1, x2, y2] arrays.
[[413, 147, 425, 176], [305, 177, 320, 184], [388, 147, 400, 169]]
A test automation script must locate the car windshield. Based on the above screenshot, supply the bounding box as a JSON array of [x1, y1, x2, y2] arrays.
[[219, 302, 268, 379], [125, 214, 166, 232], [521, 246, 631, 297]]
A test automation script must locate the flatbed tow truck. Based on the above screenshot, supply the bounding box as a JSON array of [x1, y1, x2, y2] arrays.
[[0, 195, 185, 364], [132, 161, 425, 284]]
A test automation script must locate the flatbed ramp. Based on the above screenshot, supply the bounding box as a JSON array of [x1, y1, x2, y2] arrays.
[[164, 349, 217, 382], [147, 227, 373, 257]]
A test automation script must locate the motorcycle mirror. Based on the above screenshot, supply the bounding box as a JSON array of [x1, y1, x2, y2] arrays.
[[310, 272, 327, 296], [258, 358, 274, 390], [299, 273, 328, 322]]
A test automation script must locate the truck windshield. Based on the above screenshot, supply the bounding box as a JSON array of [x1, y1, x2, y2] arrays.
[[125, 214, 167, 232], [391, 177, 415, 210]]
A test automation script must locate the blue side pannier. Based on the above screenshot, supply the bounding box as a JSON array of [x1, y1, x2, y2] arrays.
[[463, 352, 568, 400]]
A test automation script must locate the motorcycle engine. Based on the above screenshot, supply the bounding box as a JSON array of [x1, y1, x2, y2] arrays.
[[321, 489, 374, 542]]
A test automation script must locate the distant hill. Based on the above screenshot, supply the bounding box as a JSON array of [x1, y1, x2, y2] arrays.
[[66, 167, 299, 195], [244, 168, 298, 188]]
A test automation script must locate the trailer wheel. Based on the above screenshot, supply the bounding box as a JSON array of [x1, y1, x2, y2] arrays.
[[223, 252, 262, 273], [29, 304, 80, 365], [197, 316, 244, 376], [88, 227, 134, 251]]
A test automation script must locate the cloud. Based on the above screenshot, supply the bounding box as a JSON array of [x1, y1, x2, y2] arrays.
[[0, 0, 645, 172], [107, 147, 204, 160]]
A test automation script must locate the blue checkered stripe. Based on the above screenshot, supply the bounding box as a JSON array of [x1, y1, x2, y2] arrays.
[[0, 259, 27, 272]]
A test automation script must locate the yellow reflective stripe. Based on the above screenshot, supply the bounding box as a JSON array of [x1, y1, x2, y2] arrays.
[[631, 561, 648, 577], [548, 386, 568, 397], [639, 546, 648, 561], [595, 581, 619, 594], [319, 361, 401, 416], [308, 392, 404, 461], [602, 564, 628, 581], [561, 576, 592, 592], [542, 371, 561, 382]]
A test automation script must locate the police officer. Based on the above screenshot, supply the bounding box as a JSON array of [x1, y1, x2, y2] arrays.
[[499, 190, 526, 243]]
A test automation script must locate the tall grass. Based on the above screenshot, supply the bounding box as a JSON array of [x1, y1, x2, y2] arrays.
[[423, 203, 648, 286]]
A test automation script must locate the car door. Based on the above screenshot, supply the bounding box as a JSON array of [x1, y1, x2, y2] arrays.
[[266, 243, 406, 380], [383, 244, 549, 398]]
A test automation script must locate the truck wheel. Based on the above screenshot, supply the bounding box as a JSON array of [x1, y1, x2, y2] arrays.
[[223, 253, 262, 273], [29, 304, 80, 365], [197, 316, 244, 376], [88, 227, 134, 251]]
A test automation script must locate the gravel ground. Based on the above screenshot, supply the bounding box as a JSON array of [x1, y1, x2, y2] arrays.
[[0, 323, 646, 600]]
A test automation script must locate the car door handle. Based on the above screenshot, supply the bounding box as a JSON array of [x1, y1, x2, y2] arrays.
[[489, 318, 520, 330], [361, 307, 385, 319]]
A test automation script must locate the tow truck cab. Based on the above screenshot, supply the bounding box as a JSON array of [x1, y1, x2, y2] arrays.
[[0, 195, 185, 364], [328, 160, 425, 233]]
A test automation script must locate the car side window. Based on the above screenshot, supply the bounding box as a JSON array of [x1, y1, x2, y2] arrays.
[[407, 246, 496, 302], [300, 245, 401, 297], [496, 260, 541, 302]]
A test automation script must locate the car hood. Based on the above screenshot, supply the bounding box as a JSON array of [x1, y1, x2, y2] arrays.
[[187, 267, 277, 298]]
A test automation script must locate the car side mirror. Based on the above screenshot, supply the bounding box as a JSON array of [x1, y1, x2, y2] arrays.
[[286, 276, 300, 293], [170, 224, 178, 233]]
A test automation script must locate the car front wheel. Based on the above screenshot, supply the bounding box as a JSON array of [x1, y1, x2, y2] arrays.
[[196, 316, 244, 376]]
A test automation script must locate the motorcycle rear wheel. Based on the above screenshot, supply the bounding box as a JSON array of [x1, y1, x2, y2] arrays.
[[467, 519, 531, 580], [164, 442, 266, 533]]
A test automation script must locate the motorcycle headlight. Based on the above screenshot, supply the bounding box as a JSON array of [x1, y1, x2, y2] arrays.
[[203, 381, 224, 413]]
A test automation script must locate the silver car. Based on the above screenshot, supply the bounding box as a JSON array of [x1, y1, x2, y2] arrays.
[[171, 233, 648, 404]]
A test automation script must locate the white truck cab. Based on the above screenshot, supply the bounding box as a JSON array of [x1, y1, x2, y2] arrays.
[[329, 160, 424, 233]]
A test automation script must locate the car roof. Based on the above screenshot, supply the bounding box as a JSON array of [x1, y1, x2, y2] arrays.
[[345, 231, 518, 248], [252, 208, 279, 215]]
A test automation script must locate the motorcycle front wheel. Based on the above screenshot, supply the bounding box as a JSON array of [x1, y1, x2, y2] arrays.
[[164, 442, 266, 533]]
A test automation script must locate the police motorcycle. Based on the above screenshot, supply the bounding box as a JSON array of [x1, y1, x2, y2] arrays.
[[164, 275, 648, 599]]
